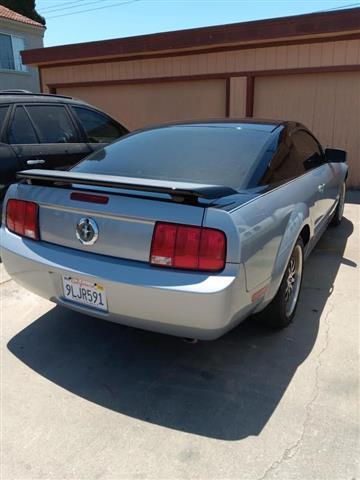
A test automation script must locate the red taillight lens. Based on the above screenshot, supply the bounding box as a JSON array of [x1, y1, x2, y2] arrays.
[[6, 200, 39, 240], [150, 222, 177, 267], [198, 228, 226, 271], [174, 225, 201, 269], [150, 222, 226, 272]]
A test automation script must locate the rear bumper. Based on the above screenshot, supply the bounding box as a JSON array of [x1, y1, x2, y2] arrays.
[[1, 228, 252, 339]]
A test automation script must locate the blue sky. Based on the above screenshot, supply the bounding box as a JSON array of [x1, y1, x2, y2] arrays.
[[36, 0, 358, 47]]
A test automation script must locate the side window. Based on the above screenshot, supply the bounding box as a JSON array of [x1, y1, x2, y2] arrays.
[[26, 105, 78, 143], [8, 106, 39, 144], [73, 106, 124, 143], [261, 129, 323, 185], [0, 33, 27, 71], [0, 33, 14, 70]]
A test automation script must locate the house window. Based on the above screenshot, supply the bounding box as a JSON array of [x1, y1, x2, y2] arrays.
[[0, 33, 27, 72]]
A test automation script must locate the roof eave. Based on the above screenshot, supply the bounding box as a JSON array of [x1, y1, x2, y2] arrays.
[[0, 15, 45, 32]]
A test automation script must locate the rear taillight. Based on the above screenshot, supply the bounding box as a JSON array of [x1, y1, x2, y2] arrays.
[[6, 199, 39, 240], [150, 222, 226, 272]]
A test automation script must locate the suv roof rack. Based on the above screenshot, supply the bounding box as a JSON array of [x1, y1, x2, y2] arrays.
[[0, 91, 73, 100], [0, 89, 32, 93]]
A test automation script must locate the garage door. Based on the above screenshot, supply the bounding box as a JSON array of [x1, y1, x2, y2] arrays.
[[253, 72, 360, 188], [58, 79, 226, 131]]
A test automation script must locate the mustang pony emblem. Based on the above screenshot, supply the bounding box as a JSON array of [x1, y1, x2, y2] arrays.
[[75, 217, 99, 245]]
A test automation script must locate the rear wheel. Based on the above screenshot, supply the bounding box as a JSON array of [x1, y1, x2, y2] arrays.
[[331, 182, 346, 227], [260, 237, 304, 329]]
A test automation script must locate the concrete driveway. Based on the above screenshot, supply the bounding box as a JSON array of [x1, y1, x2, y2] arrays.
[[1, 193, 359, 480]]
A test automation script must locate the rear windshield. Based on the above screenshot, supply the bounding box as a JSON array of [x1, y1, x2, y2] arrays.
[[73, 125, 272, 189]]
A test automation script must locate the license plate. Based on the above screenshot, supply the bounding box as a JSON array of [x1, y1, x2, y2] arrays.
[[62, 276, 108, 312]]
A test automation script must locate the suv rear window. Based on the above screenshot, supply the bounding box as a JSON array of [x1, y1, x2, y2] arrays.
[[73, 125, 272, 189], [26, 105, 78, 143]]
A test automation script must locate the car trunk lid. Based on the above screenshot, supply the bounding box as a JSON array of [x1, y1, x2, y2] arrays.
[[16, 169, 237, 263]]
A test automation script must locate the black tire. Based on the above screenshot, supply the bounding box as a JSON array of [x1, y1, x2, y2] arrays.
[[260, 237, 304, 329], [331, 182, 346, 227]]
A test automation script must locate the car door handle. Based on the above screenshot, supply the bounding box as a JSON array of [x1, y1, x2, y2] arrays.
[[26, 159, 45, 165], [318, 183, 326, 193]]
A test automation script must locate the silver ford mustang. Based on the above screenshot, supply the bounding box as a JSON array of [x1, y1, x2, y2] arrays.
[[1, 120, 347, 340]]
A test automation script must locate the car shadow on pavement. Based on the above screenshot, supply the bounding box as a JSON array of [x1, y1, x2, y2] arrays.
[[7, 217, 354, 441]]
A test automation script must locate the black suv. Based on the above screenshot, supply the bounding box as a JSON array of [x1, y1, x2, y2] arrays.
[[0, 91, 128, 200]]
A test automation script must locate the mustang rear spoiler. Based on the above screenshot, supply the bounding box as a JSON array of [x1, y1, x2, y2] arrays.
[[17, 169, 238, 202]]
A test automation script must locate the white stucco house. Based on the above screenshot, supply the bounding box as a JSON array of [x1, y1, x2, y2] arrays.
[[0, 5, 45, 92]]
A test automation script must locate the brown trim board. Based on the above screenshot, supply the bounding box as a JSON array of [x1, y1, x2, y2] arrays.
[[225, 78, 231, 117], [246, 76, 255, 117], [22, 7, 360, 66]]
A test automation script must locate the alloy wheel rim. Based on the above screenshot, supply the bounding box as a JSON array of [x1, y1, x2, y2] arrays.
[[284, 245, 303, 317]]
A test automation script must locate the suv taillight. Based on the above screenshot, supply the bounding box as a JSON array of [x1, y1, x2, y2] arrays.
[[150, 222, 226, 272], [6, 199, 39, 240]]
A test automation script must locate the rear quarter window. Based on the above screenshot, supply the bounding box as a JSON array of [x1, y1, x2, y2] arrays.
[[261, 128, 324, 185]]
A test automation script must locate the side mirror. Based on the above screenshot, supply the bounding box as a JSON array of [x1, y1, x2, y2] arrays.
[[325, 148, 347, 163]]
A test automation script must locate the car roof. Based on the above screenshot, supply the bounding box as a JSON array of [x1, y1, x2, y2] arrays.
[[136, 118, 302, 133], [0, 92, 88, 106]]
